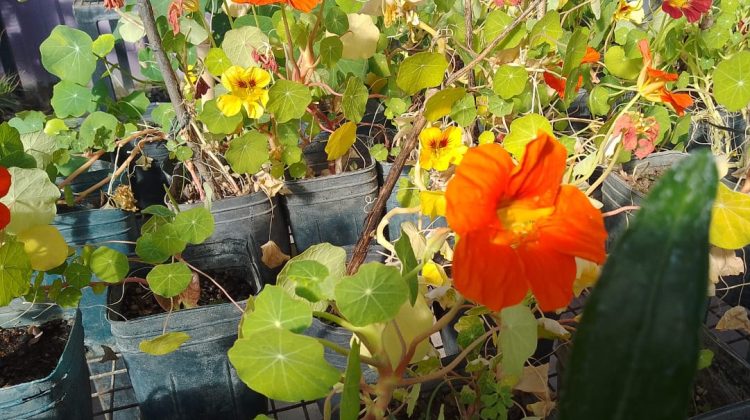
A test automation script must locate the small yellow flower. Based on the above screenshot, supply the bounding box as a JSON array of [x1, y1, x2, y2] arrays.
[[420, 190, 446, 220], [216, 65, 270, 118], [613, 0, 645, 24], [418, 126, 467, 171]]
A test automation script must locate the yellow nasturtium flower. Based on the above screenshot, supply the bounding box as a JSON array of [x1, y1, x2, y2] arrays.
[[420, 190, 446, 220], [613, 0, 645, 23], [216, 66, 270, 118], [418, 126, 467, 171]]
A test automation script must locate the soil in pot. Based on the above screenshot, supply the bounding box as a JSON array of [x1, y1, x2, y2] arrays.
[[0, 319, 71, 387], [115, 269, 254, 320], [617, 165, 669, 195]]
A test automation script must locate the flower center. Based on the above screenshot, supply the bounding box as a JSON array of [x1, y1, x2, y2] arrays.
[[430, 136, 449, 150], [666, 0, 688, 7], [496, 201, 555, 247]]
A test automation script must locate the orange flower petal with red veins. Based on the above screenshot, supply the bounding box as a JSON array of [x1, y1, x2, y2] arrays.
[[647, 67, 679, 82], [0, 203, 9, 230], [543, 72, 567, 98], [508, 131, 567, 207], [537, 185, 607, 264], [289, 0, 320, 12], [660, 89, 693, 116], [452, 229, 527, 311], [516, 244, 577, 311], [638, 39, 653, 66], [0, 166, 10, 198], [582, 47, 600, 64], [446, 144, 513, 235]]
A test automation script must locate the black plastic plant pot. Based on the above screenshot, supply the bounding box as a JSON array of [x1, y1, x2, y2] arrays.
[[282, 138, 379, 253], [379, 162, 447, 241], [107, 240, 267, 420], [59, 160, 126, 209], [131, 140, 174, 209], [601, 151, 687, 249], [0, 306, 91, 420], [180, 192, 290, 284], [686, 109, 747, 181], [53, 208, 138, 353]]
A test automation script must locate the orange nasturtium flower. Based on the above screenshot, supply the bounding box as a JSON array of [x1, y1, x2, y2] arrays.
[[419, 126, 468, 171], [636, 40, 693, 116], [232, 0, 321, 13], [216, 66, 271, 118], [0, 166, 11, 230], [543, 47, 600, 99], [662, 0, 712, 23], [445, 132, 607, 311]]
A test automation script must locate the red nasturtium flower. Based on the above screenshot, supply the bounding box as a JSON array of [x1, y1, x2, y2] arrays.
[[662, 0, 712, 23], [0, 166, 11, 230], [445, 132, 607, 311], [232, 0, 321, 13], [543, 47, 600, 99], [636, 40, 693, 116], [103, 0, 124, 9], [612, 113, 660, 159]]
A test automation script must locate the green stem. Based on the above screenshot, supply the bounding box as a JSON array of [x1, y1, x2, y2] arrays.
[[280, 5, 302, 81]]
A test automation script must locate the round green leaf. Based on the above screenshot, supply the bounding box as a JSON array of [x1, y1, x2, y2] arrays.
[[222, 26, 268, 68], [135, 232, 172, 264], [714, 51, 750, 112], [146, 223, 187, 259], [205, 48, 232, 77], [499, 304, 538, 379], [325, 122, 356, 161], [450, 94, 477, 127], [172, 207, 214, 244], [320, 36, 343, 68], [40, 26, 96, 85], [342, 77, 368, 124], [9, 111, 45, 134], [267, 80, 312, 123], [396, 52, 448, 95], [147, 262, 193, 298], [424, 88, 466, 121], [483, 10, 527, 50], [150, 103, 176, 130], [89, 246, 129, 283], [286, 260, 330, 303], [92, 34, 115, 57], [241, 285, 313, 336], [1, 167, 59, 234], [228, 329, 341, 402], [324, 7, 349, 35], [529, 11, 563, 48], [588, 86, 612, 116], [278, 243, 346, 302], [64, 262, 92, 289], [0, 241, 32, 306], [116, 12, 145, 43], [604, 46, 641, 80], [51, 81, 94, 118], [334, 262, 409, 326], [225, 131, 270, 174], [21, 131, 56, 169], [503, 114, 553, 160], [139, 332, 191, 355], [80, 112, 119, 152], [198, 99, 242, 135], [493, 65, 528, 100]]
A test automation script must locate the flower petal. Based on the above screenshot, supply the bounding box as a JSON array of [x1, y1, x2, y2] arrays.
[[660, 89, 693, 116], [537, 185, 607, 264], [517, 245, 577, 312], [582, 47, 600, 64], [452, 230, 527, 311], [221, 66, 244, 92], [0, 203, 9, 230], [289, 0, 321, 12], [637, 39, 652, 67], [446, 144, 513, 235], [248, 67, 271, 88], [217, 94, 243, 117], [0, 166, 10, 198], [508, 131, 567, 207], [543, 72, 566, 98]]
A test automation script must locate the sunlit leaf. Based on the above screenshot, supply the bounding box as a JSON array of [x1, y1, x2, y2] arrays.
[[139, 332, 191, 355]]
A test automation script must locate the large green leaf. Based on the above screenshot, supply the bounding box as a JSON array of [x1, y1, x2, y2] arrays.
[[713, 51, 750, 112], [396, 52, 448, 95], [229, 329, 341, 401], [604, 45, 641, 80], [483, 10, 526, 50], [136, 223, 187, 263], [335, 262, 409, 326], [320, 36, 343, 67], [222, 26, 268, 68], [278, 243, 346, 302], [0, 168, 59, 234], [342, 77, 368, 123], [40, 26, 96, 85], [89, 246, 129, 283], [0, 241, 32, 306], [529, 11, 563, 48], [147, 262, 194, 298], [267, 80, 312, 123], [51, 81, 94, 118], [559, 152, 717, 420], [424, 88, 466, 121], [225, 131, 270, 174], [450, 94, 477, 128], [493, 65, 528, 100], [172, 207, 215, 244], [241, 285, 313, 336], [498, 304, 537, 380], [20, 131, 56, 169], [198, 99, 243, 135], [9, 111, 45, 134]]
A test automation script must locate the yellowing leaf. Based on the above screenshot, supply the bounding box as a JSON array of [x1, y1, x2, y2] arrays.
[[716, 306, 750, 335], [17, 225, 68, 271], [478, 131, 495, 145], [424, 88, 466, 121], [708, 246, 745, 287], [419, 190, 446, 220], [261, 240, 290, 269], [515, 363, 549, 394], [421, 261, 447, 286], [139, 332, 190, 355], [573, 258, 600, 296], [710, 183, 750, 249], [325, 121, 357, 160], [339, 14, 379, 60]]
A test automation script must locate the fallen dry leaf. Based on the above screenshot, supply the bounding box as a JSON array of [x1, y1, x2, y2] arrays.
[[716, 305, 750, 335], [527, 399, 556, 417], [261, 240, 290, 269], [515, 363, 550, 395], [709, 247, 745, 284], [154, 271, 201, 311]]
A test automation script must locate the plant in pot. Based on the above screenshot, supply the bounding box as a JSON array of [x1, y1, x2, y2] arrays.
[[0, 158, 132, 419]]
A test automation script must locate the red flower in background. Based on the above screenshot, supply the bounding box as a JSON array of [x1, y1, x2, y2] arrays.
[[232, 0, 321, 13], [445, 132, 607, 312], [544, 47, 600, 99], [103, 0, 124, 9], [613, 113, 660, 159], [0, 166, 11, 230], [662, 0, 712, 23]]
